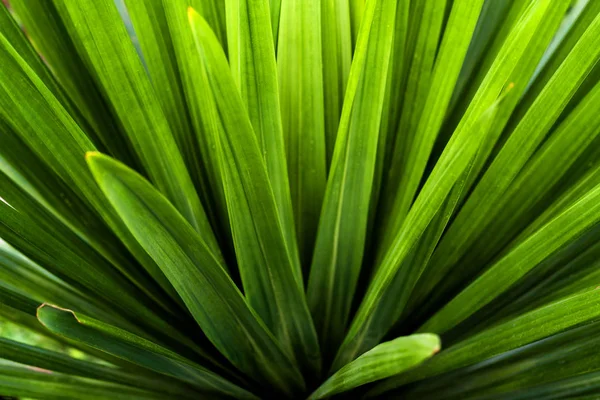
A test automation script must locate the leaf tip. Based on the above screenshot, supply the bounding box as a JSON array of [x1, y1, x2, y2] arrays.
[[85, 151, 101, 162], [187, 6, 199, 22]]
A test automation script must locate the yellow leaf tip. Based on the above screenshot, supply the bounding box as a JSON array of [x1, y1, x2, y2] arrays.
[[85, 151, 101, 161]]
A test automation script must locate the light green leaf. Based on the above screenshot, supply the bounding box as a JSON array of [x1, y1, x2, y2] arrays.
[[226, 0, 300, 271], [160, 0, 233, 251], [308, 334, 440, 399], [403, 320, 600, 400], [123, 0, 203, 192], [189, 8, 321, 377], [305, 0, 398, 359], [278, 0, 327, 267], [332, 82, 507, 372], [86, 151, 305, 395], [376, 0, 485, 259], [378, 0, 447, 256], [52, 0, 220, 257], [414, 1, 600, 316], [419, 178, 600, 334], [9, 0, 139, 166], [0, 30, 181, 310], [349, 0, 365, 48], [320, 0, 352, 165]]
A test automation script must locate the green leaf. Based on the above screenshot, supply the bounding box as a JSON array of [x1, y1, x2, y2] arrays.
[[226, 0, 301, 271], [0, 362, 174, 400], [123, 0, 201, 191], [159, 0, 233, 252], [277, 0, 327, 267], [0, 338, 200, 399], [331, 82, 506, 372], [320, 0, 352, 165], [305, 0, 398, 359], [308, 334, 440, 399], [419, 78, 600, 318], [419, 177, 600, 334], [403, 320, 600, 399], [0, 170, 174, 337], [189, 8, 321, 377], [346, 98, 500, 367], [191, 0, 228, 51], [378, 0, 447, 256], [0, 30, 182, 310], [349, 0, 365, 48], [369, 287, 600, 396], [37, 305, 257, 399], [0, 241, 122, 329], [86, 151, 305, 395], [52, 0, 220, 257], [413, 0, 600, 316], [8, 0, 139, 166], [376, 0, 485, 259]]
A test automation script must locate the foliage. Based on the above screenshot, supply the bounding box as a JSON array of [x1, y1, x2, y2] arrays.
[[0, 0, 599, 398]]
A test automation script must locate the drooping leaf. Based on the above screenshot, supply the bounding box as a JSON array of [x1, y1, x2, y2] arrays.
[[0, 362, 173, 400]]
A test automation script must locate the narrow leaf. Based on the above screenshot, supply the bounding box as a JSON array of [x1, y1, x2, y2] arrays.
[[86, 152, 305, 395], [309, 334, 440, 399], [53, 0, 220, 256], [370, 287, 600, 395], [37, 305, 257, 400], [306, 0, 398, 359], [278, 0, 327, 267], [226, 0, 300, 271]]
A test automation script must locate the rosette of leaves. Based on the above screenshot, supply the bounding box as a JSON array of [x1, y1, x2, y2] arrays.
[[0, 0, 599, 399]]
